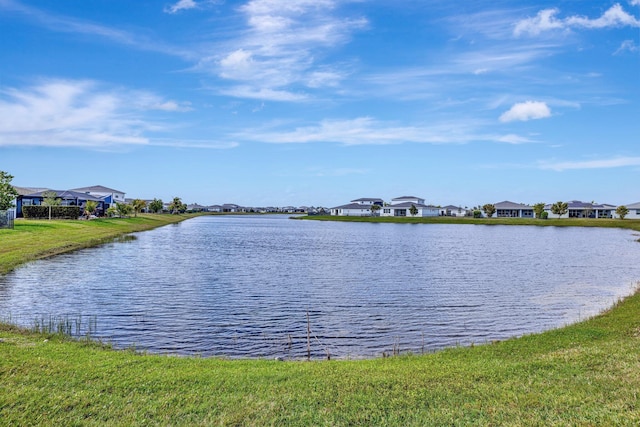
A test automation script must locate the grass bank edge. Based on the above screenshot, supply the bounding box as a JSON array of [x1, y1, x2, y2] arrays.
[[297, 214, 640, 231], [0, 213, 200, 276]]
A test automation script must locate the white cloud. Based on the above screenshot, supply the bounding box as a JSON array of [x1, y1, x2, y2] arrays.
[[204, 0, 367, 100], [514, 4, 640, 36], [614, 39, 639, 54], [514, 9, 565, 36], [538, 156, 640, 171], [0, 79, 187, 148], [164, 0, 198, 14], [631, 0, 640, 6], [219, 86, 308, 102], [232, 117, 496, 146], [497, 134, 536, 144], [499, 101, 551, 122]]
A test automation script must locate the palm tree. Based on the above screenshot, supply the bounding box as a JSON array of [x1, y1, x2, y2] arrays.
[[370, 204, 381, 217], [168, 197, 184, 214], [409, 204, 418, 217], [482, 203, 496, 218], [131, 199, 147, 217], [551, 201, 568, 218], [149, 198, 163, 213], [616, 205, 629, 220], [84, 200, 98, 219]]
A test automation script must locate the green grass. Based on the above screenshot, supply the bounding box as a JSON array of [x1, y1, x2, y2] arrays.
[[299, 214, 640, 231], [1, 214, 640, 425]]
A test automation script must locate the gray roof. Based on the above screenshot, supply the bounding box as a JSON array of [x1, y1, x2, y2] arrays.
[[392, 196, 422, 201], [624, 202, 640, 209], [350, 198, 383, 202], [494, 201, 533, 209], [442, 205, 465, 210], [23, 189, 104, 202], [331, 203, 376, 210], [12, 186, 51, 196], [544, 200, 615, 209], [71, 185, 124, 194], [386, 202, 438, 209]]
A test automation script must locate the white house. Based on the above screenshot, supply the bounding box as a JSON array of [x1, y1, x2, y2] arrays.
[[72, 185, 126, 209], [616, 202, 640, 219], [331, 197, 383, 216], [379, 196, 439, 217], [440, 205, 467, 217]]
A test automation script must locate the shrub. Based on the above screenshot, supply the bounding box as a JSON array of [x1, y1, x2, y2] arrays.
[[23, 206, 82, 219], [541, 211, 548, 219]]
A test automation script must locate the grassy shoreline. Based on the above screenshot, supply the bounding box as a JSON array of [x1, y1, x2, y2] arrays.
[[2, 214, 640, 424], [299, 214, 640, 230]]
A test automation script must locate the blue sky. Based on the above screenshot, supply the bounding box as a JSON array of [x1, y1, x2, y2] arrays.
[[1, 0, 639, 207]]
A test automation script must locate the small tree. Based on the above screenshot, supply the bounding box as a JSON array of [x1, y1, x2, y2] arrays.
[[84, 200, 98, 219], [533, 202, 546, 219], [0, 171, 19, 211], [42, 191, 62, 207], [473, 210, 482, 218], [551, 201, 568, 218], [482, 203, 496, 218], [616, 205, 629, 220], [149, 198, 163, 213], [370, 204, 380, 217], [131, 199, 147, 217], [409, 204, 418, 217]]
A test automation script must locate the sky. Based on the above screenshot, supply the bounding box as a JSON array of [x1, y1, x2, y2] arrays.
[[0, 0, 639, 208]]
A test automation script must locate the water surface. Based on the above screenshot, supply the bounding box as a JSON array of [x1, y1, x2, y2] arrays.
[[1, 215, 639, 359]]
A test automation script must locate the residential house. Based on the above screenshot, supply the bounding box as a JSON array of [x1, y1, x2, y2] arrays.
[[379, 196, 439, 217], [494, 201, 534, 218], [616, 202, 640, 219], [17, 189, 106, 217], [440, 205, 467, 217], [9, 186, 49, 217], [544, 200, 616, 219], [72, 185, 126, 210], [331, 197, 383, 216], [222, 204, 242, 213]]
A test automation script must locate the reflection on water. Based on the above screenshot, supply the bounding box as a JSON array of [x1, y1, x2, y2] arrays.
[[1, 216, 639, 359]]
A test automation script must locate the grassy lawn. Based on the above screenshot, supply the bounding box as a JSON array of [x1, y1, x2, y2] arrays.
[[1, 214, 640, 425], [300, 214, 640, 231]]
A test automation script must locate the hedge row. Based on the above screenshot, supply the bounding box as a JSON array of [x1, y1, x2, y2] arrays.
[[23, 206, 82, 219]]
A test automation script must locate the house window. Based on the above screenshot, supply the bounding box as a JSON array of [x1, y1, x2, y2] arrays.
[[394, 209, 406, 217], [383, 209, 390, 214], [636, 210, 640, 215]]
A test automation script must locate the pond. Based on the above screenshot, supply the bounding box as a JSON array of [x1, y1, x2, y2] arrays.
[[1, 215, 639, 359]]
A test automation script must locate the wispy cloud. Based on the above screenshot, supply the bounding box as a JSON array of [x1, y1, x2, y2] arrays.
[[164, 0, 221, 14], [199, 0, 367, 101], [0, 0, 192, 58], [164, 0, 198, 14], [232, 117, 500, 146], [514, 4, 640, 36], [499, 101, 551, 122], [538, 156, 640, 171], [0, 79, 190, 148], [615, 39, 639, 54]]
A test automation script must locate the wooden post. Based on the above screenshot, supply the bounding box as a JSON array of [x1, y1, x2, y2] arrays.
[[307, 310, 311, 361]]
